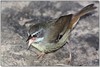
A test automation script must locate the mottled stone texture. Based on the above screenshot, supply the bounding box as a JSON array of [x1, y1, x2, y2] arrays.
[[1, 1, 99, 66]]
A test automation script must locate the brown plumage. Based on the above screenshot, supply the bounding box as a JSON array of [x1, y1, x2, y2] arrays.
[[68, 4, 97, 29]]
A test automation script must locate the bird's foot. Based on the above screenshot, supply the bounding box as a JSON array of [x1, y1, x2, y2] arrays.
[[66, 52, 72, 65]]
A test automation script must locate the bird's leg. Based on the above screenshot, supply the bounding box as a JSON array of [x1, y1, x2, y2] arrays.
[[36, 52, 46, 59], [66, 51, 72, 65], [66, 40, 72, 65]]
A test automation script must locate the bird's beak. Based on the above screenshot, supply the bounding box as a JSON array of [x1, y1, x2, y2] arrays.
[[27, 36, 36, 50], [26, 35, 32, 42]]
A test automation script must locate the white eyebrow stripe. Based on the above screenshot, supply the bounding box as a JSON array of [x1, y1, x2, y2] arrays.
[[31, 29, 43, 36]]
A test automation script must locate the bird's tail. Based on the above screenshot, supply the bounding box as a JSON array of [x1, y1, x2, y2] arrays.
[[67, 4, 97, 29], [75, 4, 97, 17]]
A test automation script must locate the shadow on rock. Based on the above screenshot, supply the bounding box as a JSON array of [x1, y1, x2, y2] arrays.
[[78, 34, 99, 51]]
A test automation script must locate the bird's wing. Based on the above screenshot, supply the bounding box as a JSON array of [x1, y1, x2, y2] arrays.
[[43, 14, 73, 43]]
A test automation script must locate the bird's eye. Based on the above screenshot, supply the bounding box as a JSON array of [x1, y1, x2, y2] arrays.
[[33, 35, 37, 37]]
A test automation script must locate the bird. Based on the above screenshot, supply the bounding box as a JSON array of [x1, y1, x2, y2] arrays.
[[25, 4, 97, 63]]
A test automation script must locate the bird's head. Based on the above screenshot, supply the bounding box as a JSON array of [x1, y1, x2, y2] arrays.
[[26, 28, 44, 47]]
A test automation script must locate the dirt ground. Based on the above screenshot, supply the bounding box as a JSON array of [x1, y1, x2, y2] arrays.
[[1, 1, 99, 66]]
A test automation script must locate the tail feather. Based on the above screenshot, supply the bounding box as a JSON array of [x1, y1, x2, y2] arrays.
[[67, 4, 97, 29], [75, 4, 97, 17]]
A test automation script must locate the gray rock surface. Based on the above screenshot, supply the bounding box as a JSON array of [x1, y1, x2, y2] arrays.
[[1, 1, 99, 66]]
